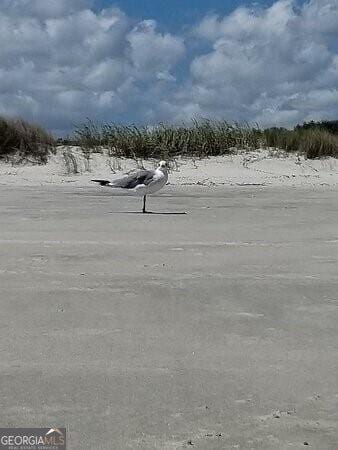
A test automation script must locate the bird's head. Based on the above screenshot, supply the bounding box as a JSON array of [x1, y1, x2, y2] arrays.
[[158, 160, 168, 171]]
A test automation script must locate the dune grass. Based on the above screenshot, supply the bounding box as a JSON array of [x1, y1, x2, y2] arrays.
[[263, 127, 338, 159], [74, 119, 337, 160], [1, 116, 337, 164], [74, 119, 262, 160], [0, 116, 55, 163]]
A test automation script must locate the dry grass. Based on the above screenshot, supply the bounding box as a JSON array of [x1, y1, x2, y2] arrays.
[[0, 116, 55, 163], [75, 119, 337, 160], [1, 116, 337, 164], [74, 119, 262, 160], [264, 128, 338, 159]]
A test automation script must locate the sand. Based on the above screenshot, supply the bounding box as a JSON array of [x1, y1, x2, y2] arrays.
[[0, 146, 337, 188], [0, 151, 338, 449]]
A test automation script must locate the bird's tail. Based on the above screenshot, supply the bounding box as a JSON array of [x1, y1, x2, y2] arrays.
[[91, 179, 111, 186]]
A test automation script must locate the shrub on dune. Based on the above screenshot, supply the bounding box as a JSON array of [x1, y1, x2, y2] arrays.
[[0, 116, 55, 163], [264, 127, 338, 159], [74, 119, 262, 160]]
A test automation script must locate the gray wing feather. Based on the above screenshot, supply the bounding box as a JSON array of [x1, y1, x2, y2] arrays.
[[111, 169, 156, 189]]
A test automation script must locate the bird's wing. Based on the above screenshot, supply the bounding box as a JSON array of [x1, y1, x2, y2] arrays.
[[111, 169, 156, 189], [91, 179, 111, 186]]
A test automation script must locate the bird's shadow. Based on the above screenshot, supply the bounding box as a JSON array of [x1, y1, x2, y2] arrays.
[[108, 211, 187, 215]]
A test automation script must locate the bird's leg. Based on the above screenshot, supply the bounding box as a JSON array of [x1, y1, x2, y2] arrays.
[[142, 195, 146, 213]]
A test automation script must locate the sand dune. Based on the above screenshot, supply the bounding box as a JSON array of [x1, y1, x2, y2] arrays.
[[1, 146, 337, 188]]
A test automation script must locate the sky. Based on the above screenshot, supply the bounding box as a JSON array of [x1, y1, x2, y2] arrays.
[[96, 0, 278, 31], [0, 0, 337, 135]]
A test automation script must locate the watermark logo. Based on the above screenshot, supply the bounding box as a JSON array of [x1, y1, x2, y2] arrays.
[[0, 428, 66, 450]]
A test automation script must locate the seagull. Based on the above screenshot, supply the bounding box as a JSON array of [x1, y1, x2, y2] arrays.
[[92, 160, 168, 213]]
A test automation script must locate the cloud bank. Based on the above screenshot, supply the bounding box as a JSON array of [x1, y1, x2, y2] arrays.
[[0, 0, 337, 133]]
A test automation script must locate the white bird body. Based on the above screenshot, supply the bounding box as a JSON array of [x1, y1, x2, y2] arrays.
[[132, 166, 168, 196], [92, 161, 168, 213]]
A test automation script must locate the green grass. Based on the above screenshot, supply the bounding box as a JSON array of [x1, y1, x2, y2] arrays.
[[74, 119, 337, 160], [264, 127, 338, 159], [1, 116, 337, 163], [0, 116, 55, 163], [74, 119, 262, 159]]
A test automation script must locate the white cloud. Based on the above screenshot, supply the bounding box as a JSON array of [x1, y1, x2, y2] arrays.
[[127, 20, 185, 76], [167, 0, 338, 127], [2, 0, 94, 19], [0, 0, 337, 133], [0, 1, 185, 133]]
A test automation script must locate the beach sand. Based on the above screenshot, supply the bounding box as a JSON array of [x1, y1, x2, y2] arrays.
[[0, 146, 337, 188], [0, 152, 338, 449]]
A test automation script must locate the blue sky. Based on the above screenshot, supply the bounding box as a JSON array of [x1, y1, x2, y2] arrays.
[[0, 0, 337, 134], [96, 0, 278, 30]]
